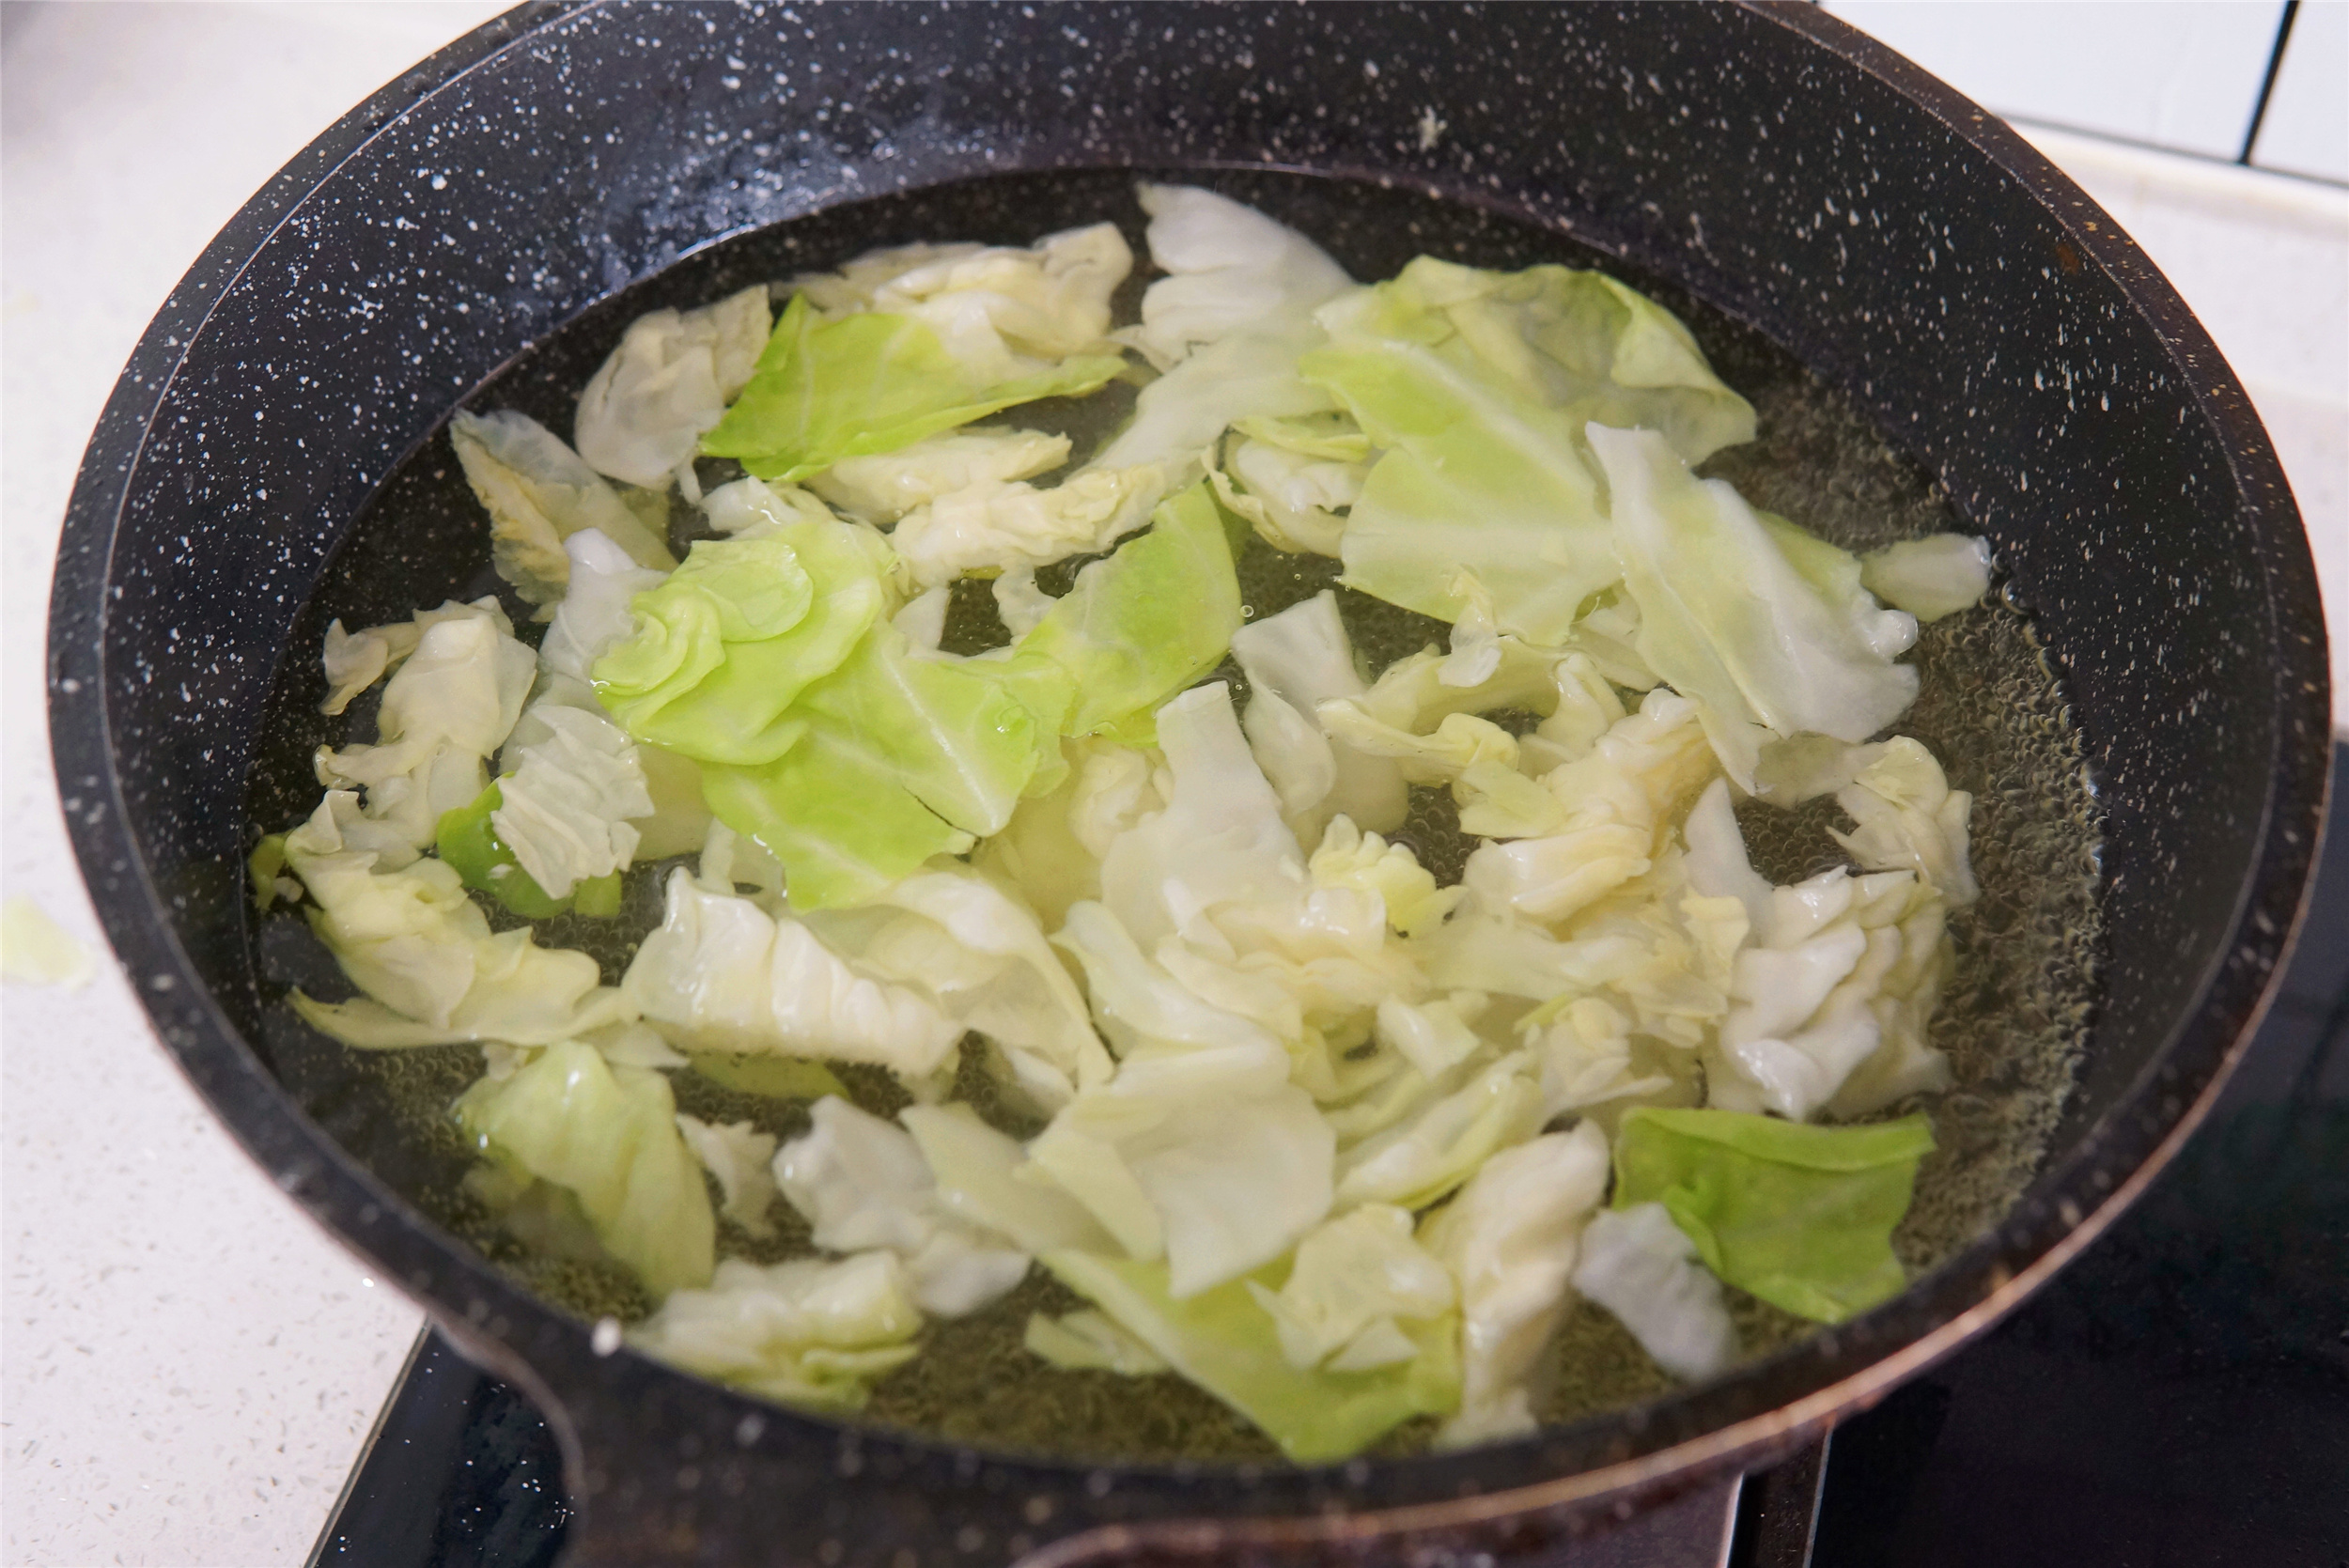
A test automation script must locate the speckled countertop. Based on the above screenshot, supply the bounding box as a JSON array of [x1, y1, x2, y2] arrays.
[[1, 7, 2340, 1566]]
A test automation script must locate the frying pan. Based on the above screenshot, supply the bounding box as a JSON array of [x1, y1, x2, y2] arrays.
[[48, 3, 2331, 1563]]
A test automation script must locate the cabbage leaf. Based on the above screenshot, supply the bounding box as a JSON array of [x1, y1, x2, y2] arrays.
[[455, 1039, 714, 1297], [1043, 1250, 1459, 1462], [574, 285, 771, 487], [630, 1252, 923, 1410], [1610, 1107, 1933, 1323], [1570, 1201, 1737, 1381]]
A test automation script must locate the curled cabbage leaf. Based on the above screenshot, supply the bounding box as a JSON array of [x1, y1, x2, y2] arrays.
[[1570, 1202, 1738, 1382], [1094, 185, 1354, 475], [810, 428, 1072, 521], [623, 869, 962, 1078], [1244, 1203, 1455, 1373], [1859, 534, 1992, 624], [703, 255, 1127, 484], [1042, 1250, 1459, 1462], [1589, 424, 1919, 785], [1230, 591, 1408, 842], [450, 409, 677, 611], [775, 1096, 1031, 1317], [630, 1252, 923, 1410], [1420, 1121, 1611, 1447], [283, 792, 631, 1048], [676, 1112, 782, 1238], [455, 1038, 714, 1297], [314, 600, 537, 852], [574, 285, 771, 487]]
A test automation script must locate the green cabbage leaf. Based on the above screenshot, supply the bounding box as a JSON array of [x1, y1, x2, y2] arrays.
[[1609, 1107, 1934, 1324], [455, 1038, 715, 1297], [1043, 1249, 1459, 1462]]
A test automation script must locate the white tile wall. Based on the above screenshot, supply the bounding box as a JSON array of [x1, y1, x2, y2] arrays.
[[1827, 0, 2290, 161], [2253, 0, 2349, 182]]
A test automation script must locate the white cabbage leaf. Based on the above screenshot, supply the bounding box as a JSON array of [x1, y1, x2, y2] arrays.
[[623, 869, 963, 1079], [450, 409, 676, 612], [972, 738, 1165, 933], [1459, 690, 1718, 925], [539, 529, 672, 685], [1334, 1049, 1544, 1211], [1830, 737, 1979, 906], [1859, 534, 1992, 624], [574, 285, 771, 487], [1590, 424, 1919, 786], [630, 1251, 923, 1410], [318, 598, 510, 717], [811, 428, 1072, 521], [1209, 424, 1366, 556], [883, 461, 1168, 588], [792, 222, 1132, 384], [1244, 1204, 1455, 1372], [1570, 1202, 1738, 1381], [283, 793, 632, 1048], [774, 1095, 1031, 1317], [1094, 185, 1354, 474], [491, 691, 654, 899], [676, 1112, 782, 1238], [1705, 865, 1952, 1121], [900, 1102, 1116, 1255], [1307, 816, 1461, 939], [1522, 995, 1682, 1121], [1421, 1121, 1611, 1447], [314, 600, 537, 851], [1230, 591, 1408, 842], [802, 866, 1113, 1113]]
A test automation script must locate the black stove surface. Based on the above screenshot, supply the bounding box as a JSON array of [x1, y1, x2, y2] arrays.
[[310, 747, 2349, 1568]]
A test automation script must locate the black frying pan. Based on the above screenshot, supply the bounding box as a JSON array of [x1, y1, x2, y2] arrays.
[[48, 5, 2330, 1564]]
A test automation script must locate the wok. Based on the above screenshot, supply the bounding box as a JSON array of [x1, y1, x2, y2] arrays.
[[48, 3, 2331, 1563]]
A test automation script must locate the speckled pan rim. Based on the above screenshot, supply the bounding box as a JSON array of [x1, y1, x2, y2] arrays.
[[45, 0, 2332, 1550]]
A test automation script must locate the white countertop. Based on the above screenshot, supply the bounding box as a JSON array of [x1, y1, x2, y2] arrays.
[[1, 7, 2341, 1565]]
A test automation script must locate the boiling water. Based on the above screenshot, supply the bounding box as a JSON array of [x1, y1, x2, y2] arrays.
[[243, 171, 2104, 1461]]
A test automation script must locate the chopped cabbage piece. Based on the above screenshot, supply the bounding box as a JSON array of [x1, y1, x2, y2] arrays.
[[491, 695, 654, 899], [1831, 737, 1979, 907], [624, 869, 962, 1078], [1706, 865, 1952, 1121], [790, 223, 1130, 382], [284, 793, 630, 1048], [630, 1252, 922, 1409], [592, 520, 879, 767], [1230, 591, 1408, 841], [1859, 535, 1992, 624], [1094, 186, 1354, 474], [1023, 1310, 1170, 1374], [901, 1103, 1115, 1255], [1335, 1050, 1544, 1210], [1042, 1250, 1459, 1462], [314, 600, 537, 852], [1300, 258, 1751, 640], [1307, 816, 1461, 938], [539, 531, 671, 687], [574, 285, 771, 487], [1016, 482, 1242, 738], [701, 291, 1125, 485], [811, 428, 1072, 521], [688, 1053, 848, 1103], [1244, 1204, 1455, 1372], [450, 409, 676, 612], [434, 778, 620, 921], [1570, 1202, 1737, 1381], [1420, 1122, 1612, 1447], [676, 1112, 782, 1238], [1409, 1126, 1616, 1446], [775, 1096, 1030, 1317], [455, 1039, 714, 1296], [885, 461, 1166, 589], [1610, 1108, 1933, 1324], [1210, 425, 1366, 556], [1589, 424, 1919, 785], [803, 867, 1113, 1112]]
